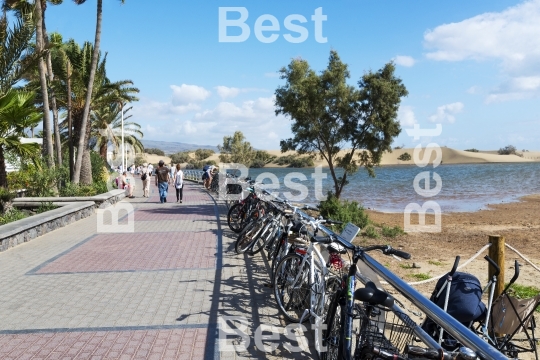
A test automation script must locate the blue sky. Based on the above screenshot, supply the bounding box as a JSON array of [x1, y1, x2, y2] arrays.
[[45, 0, 540, 150]]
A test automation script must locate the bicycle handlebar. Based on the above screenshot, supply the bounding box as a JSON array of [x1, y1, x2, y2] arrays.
[[484, 255, 500, 277], [450, 256, 460, 276]]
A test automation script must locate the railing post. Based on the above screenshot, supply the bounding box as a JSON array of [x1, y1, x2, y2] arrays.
[[488, 235, 505, 299]]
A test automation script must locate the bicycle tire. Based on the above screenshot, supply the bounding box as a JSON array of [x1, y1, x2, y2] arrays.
[[320, 289, 346, 360], [227, 203, 247, 233], [235, 218, 266, 254], [270, 234, 289, 283], [273, 253, 310, 323], [248, 217, 278, 255]]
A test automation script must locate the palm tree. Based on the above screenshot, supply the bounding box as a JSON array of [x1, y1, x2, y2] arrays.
[[0, 90, 41, 188], [49, 39, 138, 184], [72, 0, 126, 184], [91, 103, 143, 161]]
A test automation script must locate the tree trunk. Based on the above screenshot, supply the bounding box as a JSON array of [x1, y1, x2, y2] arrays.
[[35, 0, 54, 167], [0, 146, 7, 189], [80, 113, 93, 185], [80, 149, 92, 185], [67, 61, 74, 181], [100, 142, 107, 160], [42, 6, 61, 166], [73, 0, 102, 184]]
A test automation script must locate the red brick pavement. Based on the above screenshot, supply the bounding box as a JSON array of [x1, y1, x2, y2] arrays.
[[128, 206, 215, 222], [0, 328, 207, 360], [36, 232, 217, 273]]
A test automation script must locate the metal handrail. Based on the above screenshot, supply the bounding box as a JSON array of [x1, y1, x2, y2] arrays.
[[361, 253, 508, 360]]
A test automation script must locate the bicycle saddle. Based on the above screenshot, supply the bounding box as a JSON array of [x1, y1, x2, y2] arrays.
[[354, 281, 394, 308]]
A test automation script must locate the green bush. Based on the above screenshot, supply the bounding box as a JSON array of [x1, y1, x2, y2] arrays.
[[464, 148, 479, 152], [35, 202, 58, 214], [318, 192, 369, 233], [364, 225, 380, 239], [90, 151, 109, 183], [170, 151, 192, 164], [145, 148, 165, 156], [59, 182, 107, 197], [194, 149, 215, 161], [250, 159, 267, 168], [381, 225, 405, 238], [276, 154, 314, 167], [397, 152, 412, 161], [0, 208, 26, 225]]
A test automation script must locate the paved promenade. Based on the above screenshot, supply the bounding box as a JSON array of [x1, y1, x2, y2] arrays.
[[0, 181, 315, 359]]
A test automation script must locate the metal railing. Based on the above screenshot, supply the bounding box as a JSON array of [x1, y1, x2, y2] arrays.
[[183, 170, 203, 184]]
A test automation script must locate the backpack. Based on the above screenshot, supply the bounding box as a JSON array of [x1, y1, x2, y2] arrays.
[[141, 172, 147, 181]]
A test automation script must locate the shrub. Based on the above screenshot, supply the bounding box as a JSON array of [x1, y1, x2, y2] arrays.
[[187, 159, 216, 169], [393, 144, 405, 150], [90, 151, 109, 184], [134, 154, 147, 166], [381, 225, 405, 238], [276, 154, 314, 167], [0, 187, 16, 214], [194, 149, 215, 161], [498, 145, 517, 155], [464, 148, 479, 152], [318, 192, 369, 233], [411, 273, 431, 281], [145, 148, 165, 156], [0, 208, 26, 225], [250, 159, 267, 168], [35, 202, 58, 214], [170, 151, 192, 164], [397, 152, 412, 161], [364, 225, 380, 239]]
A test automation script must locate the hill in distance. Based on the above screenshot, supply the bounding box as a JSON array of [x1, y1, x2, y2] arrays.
[[142, 140, 219, 154]]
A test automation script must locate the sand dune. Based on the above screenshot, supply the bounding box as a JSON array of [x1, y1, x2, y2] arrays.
[[143, 147, 539, 168]]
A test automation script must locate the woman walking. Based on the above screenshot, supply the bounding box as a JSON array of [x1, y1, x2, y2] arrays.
[[141, 163, 150, 197], [174, 164, 184, 203]]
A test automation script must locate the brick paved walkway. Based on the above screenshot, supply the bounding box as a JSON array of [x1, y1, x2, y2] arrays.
[[0, 180, 316, 359]]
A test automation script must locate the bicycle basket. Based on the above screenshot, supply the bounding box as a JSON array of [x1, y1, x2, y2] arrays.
[[354, 305, 416, 358]]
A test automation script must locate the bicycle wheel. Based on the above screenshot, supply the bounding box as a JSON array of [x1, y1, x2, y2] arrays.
[[235, 218, 266, 254], [273, 253, 310, 323], [227, 203, 246, 233], [248, 217, 278, 255], [320, 290, 346, 360], [270, 234, 289, 283]]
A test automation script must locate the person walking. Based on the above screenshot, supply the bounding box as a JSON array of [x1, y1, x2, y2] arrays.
[[174, 164, 184, 203], [141, 163, 150, 197], [155, 160, 170, 203]]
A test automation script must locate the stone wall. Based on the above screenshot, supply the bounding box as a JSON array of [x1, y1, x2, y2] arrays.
[[1, 190, 127, 253]]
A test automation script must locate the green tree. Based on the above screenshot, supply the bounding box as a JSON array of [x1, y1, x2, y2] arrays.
[[218, 131, 254, 167], [275, 51, 407, 198], [194, 148, 214, 161], [0, 90, 42, 188]]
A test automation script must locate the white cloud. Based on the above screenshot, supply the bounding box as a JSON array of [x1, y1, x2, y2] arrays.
[[215, 86, 240, 99], [397, 105, 417, 127], [214, 86, 271, 99], [429, 102, 464, 123], [424, 0, 540, 101], [393, 55, 416, 67], [170, 84, 211, 105], [467, 86, 481, 94], [264, 72, 280, 78]]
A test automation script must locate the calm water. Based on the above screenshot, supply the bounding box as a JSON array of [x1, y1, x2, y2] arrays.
[[236, 162, 540, 213]]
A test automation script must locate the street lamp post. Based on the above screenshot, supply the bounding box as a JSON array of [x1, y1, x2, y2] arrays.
[[121, 102, 125, 172]]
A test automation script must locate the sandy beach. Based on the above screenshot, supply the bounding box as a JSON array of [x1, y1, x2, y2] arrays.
[[364, 193, 540, 292]]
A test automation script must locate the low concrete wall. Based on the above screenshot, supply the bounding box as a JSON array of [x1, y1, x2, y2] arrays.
[[13, 189, 126, 209], [1, 190, 126, 252], [0, 202, 95, 252]]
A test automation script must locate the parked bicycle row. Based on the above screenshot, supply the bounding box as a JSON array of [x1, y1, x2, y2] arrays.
[[221, 180, 526, 360]]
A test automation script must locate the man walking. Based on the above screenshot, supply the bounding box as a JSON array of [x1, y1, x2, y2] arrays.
[[155, 160, 170, 203]]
